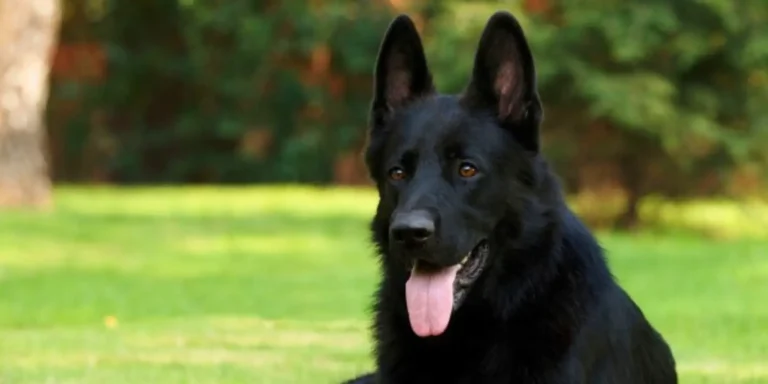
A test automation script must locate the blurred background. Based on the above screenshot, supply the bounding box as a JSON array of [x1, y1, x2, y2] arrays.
[[0, 0, 766, 383]]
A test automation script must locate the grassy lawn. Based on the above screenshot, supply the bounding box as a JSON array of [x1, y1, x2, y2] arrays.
[[0, 186, 766, 383]]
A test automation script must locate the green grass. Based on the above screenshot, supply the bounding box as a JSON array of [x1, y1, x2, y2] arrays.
[[0, 186, 766, 383]]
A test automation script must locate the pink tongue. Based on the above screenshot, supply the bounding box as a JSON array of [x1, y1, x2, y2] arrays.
[[405, 264, 460, 337]]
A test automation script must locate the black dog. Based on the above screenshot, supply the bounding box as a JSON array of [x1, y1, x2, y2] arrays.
[[344, 11, 677, 384]]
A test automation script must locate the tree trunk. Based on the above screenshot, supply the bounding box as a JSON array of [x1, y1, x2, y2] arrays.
[[0, 0, 60, 208], [615, 153, 643, 230], [616, 187, 641, 230]]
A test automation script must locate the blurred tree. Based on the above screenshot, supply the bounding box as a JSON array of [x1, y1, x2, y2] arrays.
[[0, 0, 61, 208], [52, 0, 404, 184], [520, 0, 768, 228], [43, 0, 768, 229]]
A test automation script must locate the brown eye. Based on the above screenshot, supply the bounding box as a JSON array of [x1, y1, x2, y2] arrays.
[[458, 162, 478, 178], [389, 167, 406, 181]]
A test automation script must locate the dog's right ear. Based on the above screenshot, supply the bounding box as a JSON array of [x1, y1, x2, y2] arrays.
[[370, 15, 434, 130], [462, 11, 542, 152]]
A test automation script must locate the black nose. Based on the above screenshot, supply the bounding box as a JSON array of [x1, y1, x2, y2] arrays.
[[390, 210, 435, 246]]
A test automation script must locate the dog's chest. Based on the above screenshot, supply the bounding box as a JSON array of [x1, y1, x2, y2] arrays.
[[377, 313, 576, 383]]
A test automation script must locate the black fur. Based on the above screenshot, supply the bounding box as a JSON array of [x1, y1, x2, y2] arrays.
[[344, 11, 677, 384]]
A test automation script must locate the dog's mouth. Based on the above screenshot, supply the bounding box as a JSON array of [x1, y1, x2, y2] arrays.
[[404, 240, 489, 338]]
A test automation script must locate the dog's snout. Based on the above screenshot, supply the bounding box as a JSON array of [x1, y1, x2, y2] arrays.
[[390, 210, 435, 246]]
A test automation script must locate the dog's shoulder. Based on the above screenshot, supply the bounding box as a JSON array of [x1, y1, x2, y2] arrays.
[[556, 210, 678, 383]]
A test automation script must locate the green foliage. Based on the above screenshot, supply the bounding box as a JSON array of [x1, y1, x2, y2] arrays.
[[54, 0, 395, 182], [533, 1, 767, 153], [49, 0, 768, 194], [525, 1, 768, 193]]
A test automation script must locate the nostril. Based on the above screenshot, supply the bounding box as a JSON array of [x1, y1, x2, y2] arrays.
[[410, 227, 432, 242], [392, 228, 406, 242], [390, 210, 435, 245], [390, 225, 434, 244]]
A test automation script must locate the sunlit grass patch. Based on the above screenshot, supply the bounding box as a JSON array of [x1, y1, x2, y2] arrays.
[[679, 361, 768, 383], [0, 317, 371, 383], [0, 186, 765, 383]]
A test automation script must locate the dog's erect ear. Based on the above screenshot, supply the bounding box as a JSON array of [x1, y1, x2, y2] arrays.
[[463, 11, 542, 152], [370, 15, 434, 129]]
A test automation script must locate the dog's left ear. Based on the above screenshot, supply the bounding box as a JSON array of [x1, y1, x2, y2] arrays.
[[462, 11, 543, 152], [370, 15, 434, 131]]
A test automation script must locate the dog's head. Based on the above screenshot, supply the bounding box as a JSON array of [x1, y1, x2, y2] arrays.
[[365, 12, 544, 337]]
